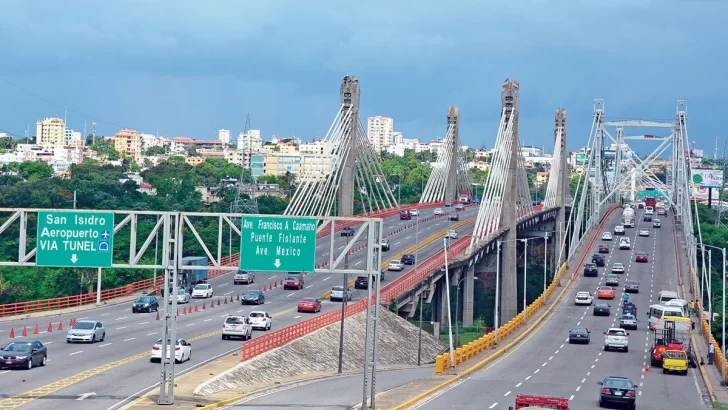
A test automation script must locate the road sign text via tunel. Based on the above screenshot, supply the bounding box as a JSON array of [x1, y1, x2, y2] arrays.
[[36, 211, 114, 268], [239, 216, 317, 273]]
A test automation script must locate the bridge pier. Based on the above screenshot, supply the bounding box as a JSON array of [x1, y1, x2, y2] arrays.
[[462, 263, 475, 327]]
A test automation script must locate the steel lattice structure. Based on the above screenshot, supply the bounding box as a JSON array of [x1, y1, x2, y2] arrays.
[[285, 78, 397, 217]]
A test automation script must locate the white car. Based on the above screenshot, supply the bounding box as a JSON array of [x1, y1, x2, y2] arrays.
[[574, 291, 593, 306], [222, 315, 252, 340], [330, 286, 352, 302], [619, 238, 631, 250], [657, 208, 667, 215], [248, 311, 272, 331], [603, 328, 629, 352], [653, 219, 661, 228], [639, 228, 650, 237], [602, 232, 612, 241], [170, 288, 190, 304], [611, 263, 625, 274], [434, 208, 444, 216], [645, 208, 654, 215], [446, 230, 458, 239], [388, 260, 404, 271], [614, 225, 625, 235], [410, 209, 419, 216], [150, 338, 192, 363], [191, 283, 213, 298]]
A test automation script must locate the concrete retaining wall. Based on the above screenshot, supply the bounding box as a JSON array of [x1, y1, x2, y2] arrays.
[[194, 308, 445, 396]]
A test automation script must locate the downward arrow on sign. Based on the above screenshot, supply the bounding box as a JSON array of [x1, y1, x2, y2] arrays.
[[70, 254, 79, 264], [273, 259, 281, 268]]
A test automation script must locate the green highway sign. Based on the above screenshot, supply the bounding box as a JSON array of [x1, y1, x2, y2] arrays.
[[36, 211, 115, 268], [240, 216, 317, 273]]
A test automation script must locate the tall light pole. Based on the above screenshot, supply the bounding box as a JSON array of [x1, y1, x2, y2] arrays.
[[698, 243, 726, 378], [522, 239, 528, 313], [337, 233, 351, 374], [494, 240, 501, 344], [543, 232, 548, 294], [454, 275, 478, 347], [416, 211, 423, 366], [443, 238, 455, 369]]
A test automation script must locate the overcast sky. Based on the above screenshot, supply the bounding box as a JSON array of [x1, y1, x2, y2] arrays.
[[0, 0, 726, 154]]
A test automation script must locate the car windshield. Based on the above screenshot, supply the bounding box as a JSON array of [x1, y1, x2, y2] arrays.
[[585, 264, 596, 268], [177, 289, 186, 295], [626, 280, 638, 285], [137, 297, 153, 303], [595, 303, 609, 308], [391, 260, 401, 264], [357, 276, 367, 280], [225, 317, 246, 325], [2, 342, 32, 352], [286, 276, 299, 281], [607, 329, 626, 336], [300, 298, 316, 302], [571, 328, 587, 334], [622, 314, 635, 320], [194, 284, 207, 290], [599, 287, 612, 291], [607, 275, 617, 279], [663, 350, 687, 359], [249, 312, 265, 318], [603, 378, 633, 389], [332, 286, 344, 291], [244, 291, 259, 296], [577, 293, 590, 297], [236, 271, 248, 275], [73, 321, 95, 330], [613, 263, 623, 267]]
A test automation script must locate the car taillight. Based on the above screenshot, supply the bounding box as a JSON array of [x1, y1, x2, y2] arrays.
[[175, 347, 180, 350], [153, 346, 160, 350], [625, 391, 635, 397], [601, 388, 611, 394]]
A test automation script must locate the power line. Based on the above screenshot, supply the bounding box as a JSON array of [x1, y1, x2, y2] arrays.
[[0, 75, 125, 130]]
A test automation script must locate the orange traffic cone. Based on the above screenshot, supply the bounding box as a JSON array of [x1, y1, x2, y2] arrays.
[[194, 304, 199, 312], [155, 311, 160, 320], [58, 321, 64, 331], [9, 328, 15, 339], [21, 326, 27, 337], [47, 323, 53, 332], [224, 297, 228, 304], [217, 298, 221, 307], [230, 295, 234, 303], [236, 294, 240, 301], [210, 300, 215, 308], [202, 302, 206, 310], [70, 318, 76, 326], [33, 324, 39, 335]]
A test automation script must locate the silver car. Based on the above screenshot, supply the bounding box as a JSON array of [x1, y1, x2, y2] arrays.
[[234, 271, 255, 285], [170, 289, 190, 304], [620, 314, 637, 330], [330, 286, 352, 302], [605, 274, 619, 286], [611, 263, 625, 274], [66, 320, 105, 343]]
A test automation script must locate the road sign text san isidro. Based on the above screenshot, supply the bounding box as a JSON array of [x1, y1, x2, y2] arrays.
[[240, 216, 317, 272], [36, 211, 114, 268]]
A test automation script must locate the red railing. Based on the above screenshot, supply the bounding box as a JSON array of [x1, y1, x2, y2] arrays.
[[0, 202, 445, 318]]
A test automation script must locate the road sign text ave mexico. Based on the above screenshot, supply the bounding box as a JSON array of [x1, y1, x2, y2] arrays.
[[36, 211, 115, 268], [239, 216, 317, 273]]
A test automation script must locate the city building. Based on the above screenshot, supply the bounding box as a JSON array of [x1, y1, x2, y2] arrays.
[[367, 116, 394, 152], [36, 117, 66, 147], [521, 146, 544, 157], [218, 129, 231, 145], [64, 129, 82, 145], [139, 133, 168, 153], [112, 129, 143, 161], [392, 132, 403, 145], [185, 157, 206, 166], [262, 153, 301, 177], [238, 130, 262, 151]]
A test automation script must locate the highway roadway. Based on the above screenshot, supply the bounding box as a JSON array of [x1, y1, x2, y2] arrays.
[[412, 208, 709, 410], [0, 206, 478, 410]]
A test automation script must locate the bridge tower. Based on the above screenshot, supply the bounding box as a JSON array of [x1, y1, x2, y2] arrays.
[[285, 76, 397, 217], [420, 106, 472, 204], [547, 109, 569, 267]]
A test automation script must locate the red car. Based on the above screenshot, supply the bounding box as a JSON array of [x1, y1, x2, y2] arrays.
[[598, 245, 609, 254], [635, 252, 649, 263], [284, 275, 304, 290], [297, 297, 321, 313]]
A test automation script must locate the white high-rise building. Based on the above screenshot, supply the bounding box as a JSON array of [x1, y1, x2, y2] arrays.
[[392, 132, 403, 145], [218, 129, 231, 145], [238, 130, 262, 151], [367, 116, 394, 152]]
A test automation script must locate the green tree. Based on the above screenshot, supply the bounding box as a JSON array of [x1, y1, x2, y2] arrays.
[[89, 140, 120, 160], [13, 161, 54, 181]]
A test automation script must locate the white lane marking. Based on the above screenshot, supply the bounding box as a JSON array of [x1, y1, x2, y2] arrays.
[[504, 391, 511, 396], [147, 332, 157, 336], [287, 293, 296, 298], [406, 236, 412, 240], [576, 386, 581, 392], [354, 261, 363, 265], [515, 382, 522, 387], [582, 378, 586, 383], [569, 395, 575, 401], [525, 376, 531, 380], [186, 323, 195, 327], [268, 276, 277, 279], [534, 369, 540, 374], [323, 277, 331, 281], [294, 316, 302, 319], [115, 316, 127, 320], [306, 285, 313, 289], [138, 322, 149, 325], [394, 242, 401, 246], [0, 371, 9, 375], [236, 310, 245, 313], [204, 319, 212, 322], [224, 291, 234, 295], [78, 317, 89, 320], [45, 342, 53, 345], [116, 326, 126, 330], [99, 343, 112, 347], [100, 313, 110, 316], [489, 404, 497, 409], [69, 351, 83, 356], [123, 338, 136, 342]]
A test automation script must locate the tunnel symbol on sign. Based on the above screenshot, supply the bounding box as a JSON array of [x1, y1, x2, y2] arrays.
[[98, 240, 110, 252]]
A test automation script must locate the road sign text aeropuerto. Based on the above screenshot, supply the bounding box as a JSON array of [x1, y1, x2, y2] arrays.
[[36, 211, 115, 268], [239, 216, 317, 272]]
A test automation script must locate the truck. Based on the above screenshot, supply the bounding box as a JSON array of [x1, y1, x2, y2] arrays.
[[512, 394, 569, 409], [645, 196, 656, 209], [650, 318, 693, 368], [459, 193, 471, 205], [161, 256, 209, 295]]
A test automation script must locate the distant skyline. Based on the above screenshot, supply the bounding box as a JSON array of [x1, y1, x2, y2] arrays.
[[1, 0, 726, 154]]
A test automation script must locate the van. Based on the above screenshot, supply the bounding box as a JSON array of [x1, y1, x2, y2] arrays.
[[648, 304, 685, 329], [619, 237, 631, 250], [658, 290, 679, 305], [664, 299, 689, 317]]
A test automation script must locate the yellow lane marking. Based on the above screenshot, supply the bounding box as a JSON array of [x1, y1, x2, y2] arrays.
[[0, 306, 296, 409], [319, 217, 475, 300]]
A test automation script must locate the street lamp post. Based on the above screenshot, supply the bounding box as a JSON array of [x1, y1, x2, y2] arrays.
[[698, 243, 726, 379], [454, 275, 478, 347], [495, 240, 501, 344], [443, 238, 455, 369], [416, 211, 423, 366]]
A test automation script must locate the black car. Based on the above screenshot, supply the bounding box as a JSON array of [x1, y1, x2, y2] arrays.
[[354, 275, 369, 289], [402, 254, 416, 265], [132, 296, 159, 313], [638, 203, 644, 209], [643, 215, 652, 222], [598, 376, 637, 409], [341, 227, 355, 237], [568, 327, 591, 344], [0, 340, 47, 370], [584, 263, 599, 277], [241, 290, 265, 305], [622, 302, 638, 316], [593, 302, 611, 316], [591, 254, 605, 267]]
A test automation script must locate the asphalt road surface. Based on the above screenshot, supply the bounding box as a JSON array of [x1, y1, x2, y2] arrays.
[[412, 208, 709, 410]]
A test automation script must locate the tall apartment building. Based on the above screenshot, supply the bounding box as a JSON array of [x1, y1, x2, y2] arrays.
[[367, 116, 394, 152], [36, 117, 66, 147], [218, 129, 231, 145], [112, 129, 143, 161]]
